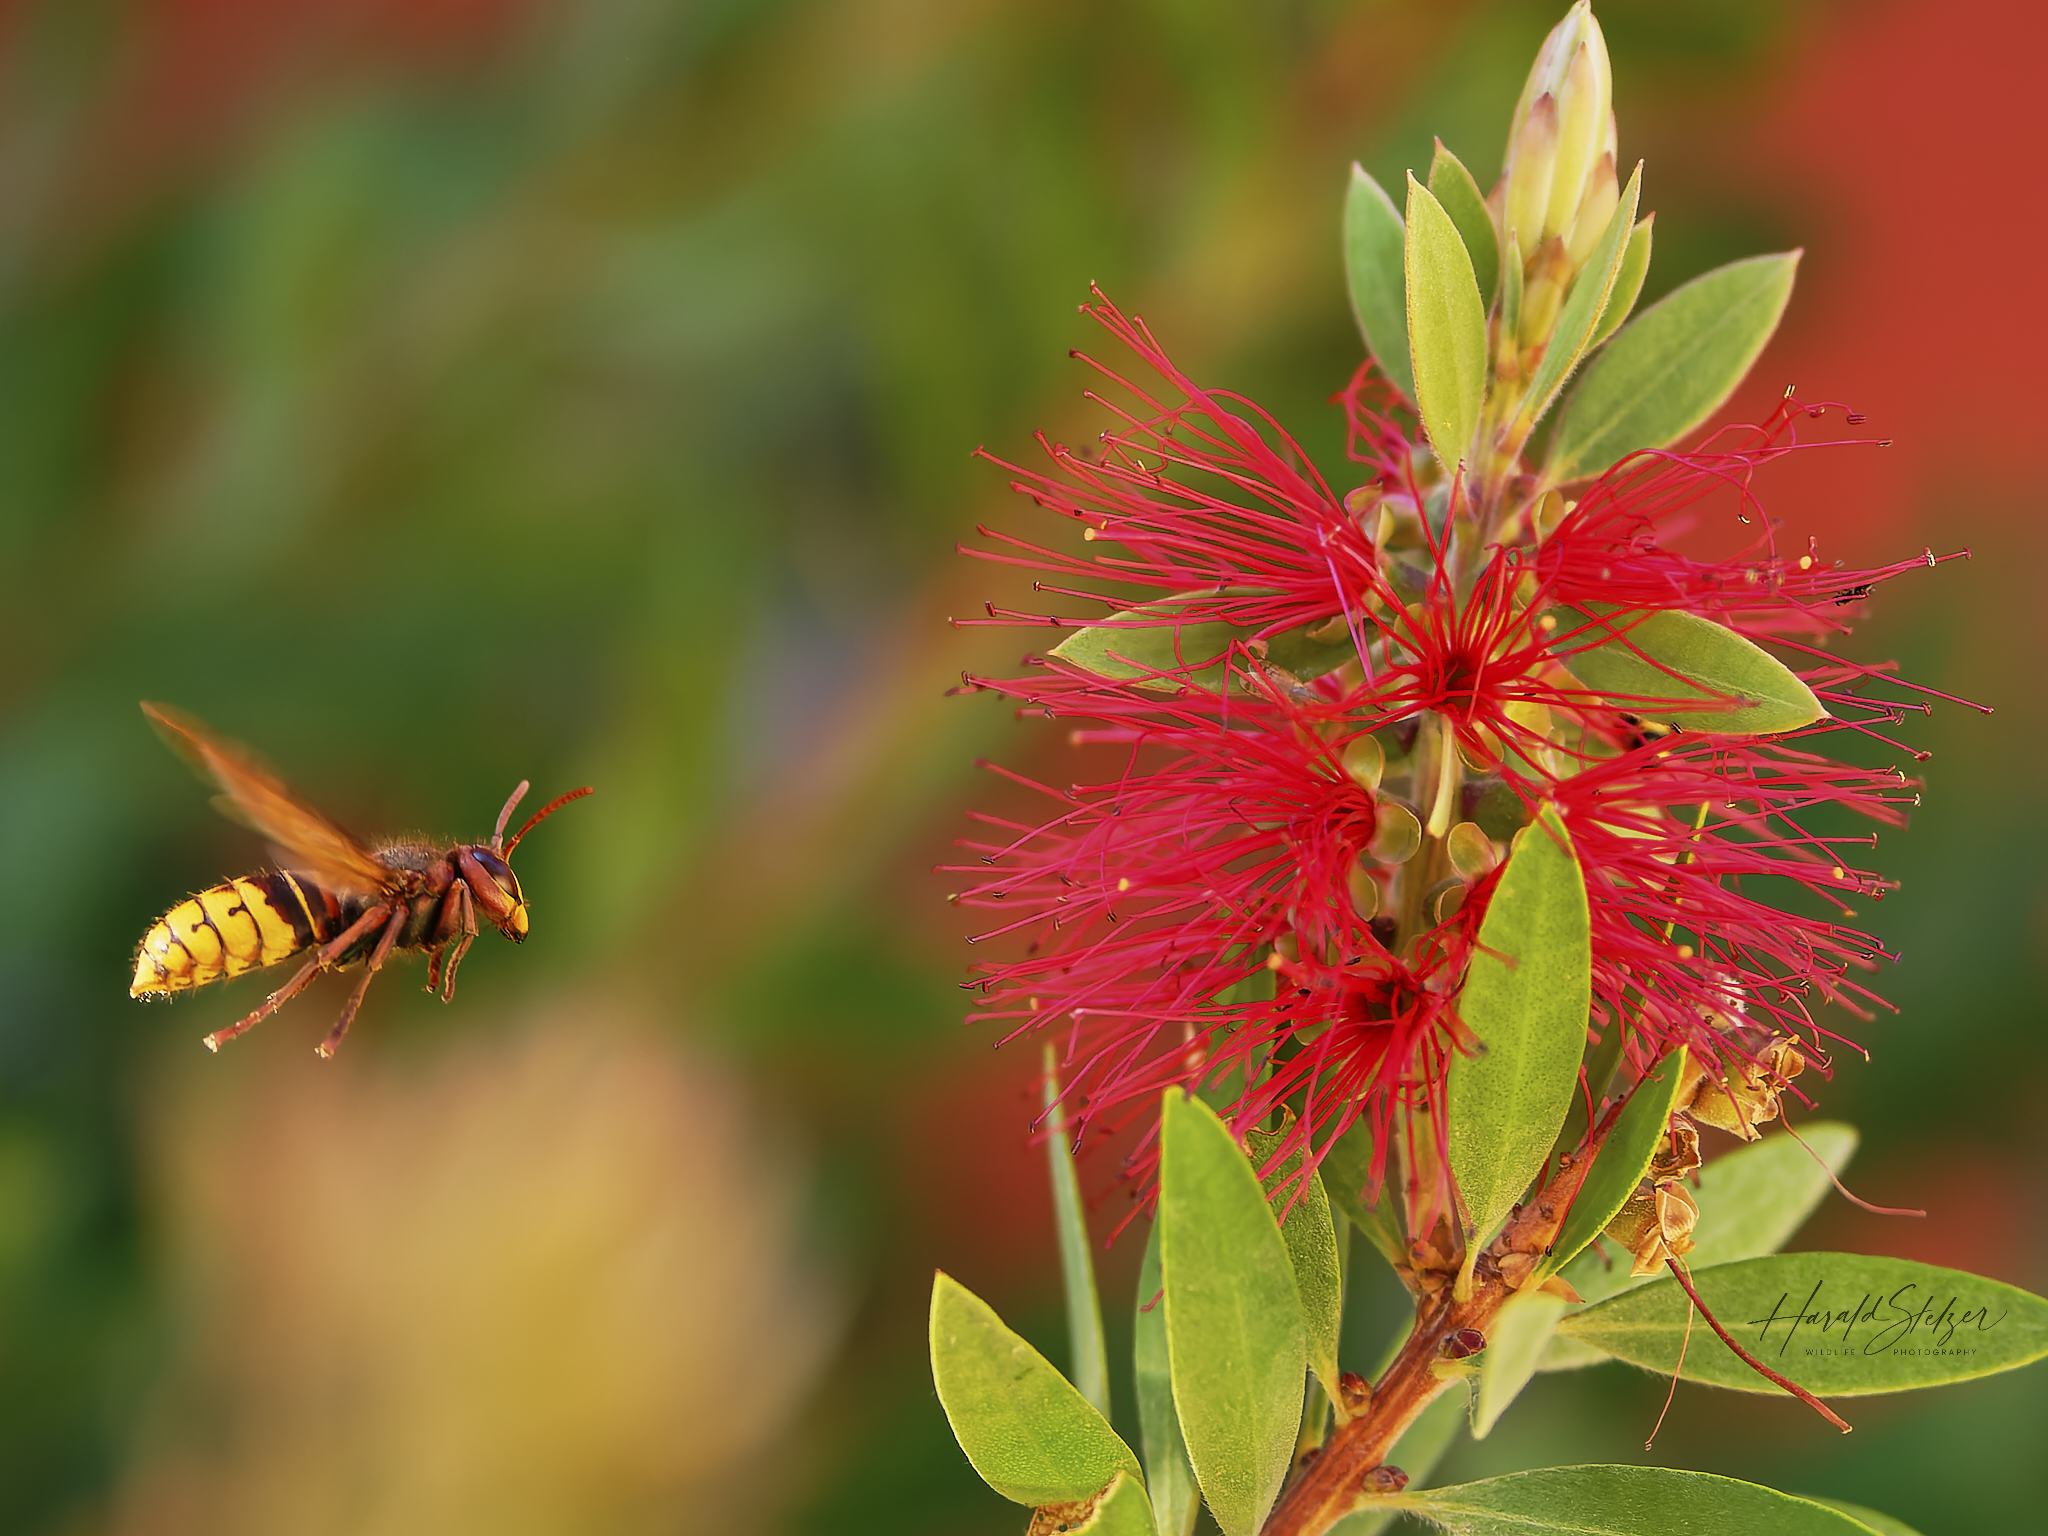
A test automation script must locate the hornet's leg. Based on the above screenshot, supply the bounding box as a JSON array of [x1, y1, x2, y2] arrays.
[[203, 903, 393, 1053], [425, 887, 455, 995], [316, 904, 408, 1060], [203, 955, 320, 1053], [425, 880, 475, 1000], [436, 882, 479, 1004]]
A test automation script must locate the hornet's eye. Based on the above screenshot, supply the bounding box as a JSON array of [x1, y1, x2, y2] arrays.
[[471, 847, 517, 894], [461, 847, 529, 936]]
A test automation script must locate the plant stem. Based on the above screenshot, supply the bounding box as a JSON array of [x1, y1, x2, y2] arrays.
[[1260, 1136, 1604, 1536]]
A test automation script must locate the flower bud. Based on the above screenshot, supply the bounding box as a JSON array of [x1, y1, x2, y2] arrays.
[[1501, 3, 1615, 258], [1441, 1326, 1488, 1359], [1501, 92, 1558, 255], [1338, 1371, 1372, 1413], [1563, 150, 1619, 270], [1515, 234, 1575, 350]]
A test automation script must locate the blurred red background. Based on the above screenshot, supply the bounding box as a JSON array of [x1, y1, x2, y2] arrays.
[[0, 0, 2037, 1532]]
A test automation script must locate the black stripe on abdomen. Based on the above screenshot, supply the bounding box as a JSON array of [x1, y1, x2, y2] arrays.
[[259, 871, 322, 951]]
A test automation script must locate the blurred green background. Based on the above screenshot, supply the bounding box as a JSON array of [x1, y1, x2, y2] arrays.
[[0, 0, 2039, 1531]]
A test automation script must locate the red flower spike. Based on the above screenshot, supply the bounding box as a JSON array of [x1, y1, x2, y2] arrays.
[[952, 292, 1966, 1219]]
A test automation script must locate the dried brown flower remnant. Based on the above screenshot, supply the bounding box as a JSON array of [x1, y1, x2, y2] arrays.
[[1608, 1179, 1701, 1277], [1681, 1036, 1807, 1141]]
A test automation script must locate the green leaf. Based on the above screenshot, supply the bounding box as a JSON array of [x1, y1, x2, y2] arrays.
[[1545, 251, 1800, 483], [1447, 805, 1591, 1251], [1513, 163, 1642, 436], [1246, 1124, 1344, 1401], [1542, 1017, 1627, 1187], [1552, 604, 1825, 734], [1050, 594, 1355, 694], [1319, 1118, 1405, 1270], [1404, 173, 1489, 477], [1545, 1049, 1690, 1279], [1557, 1253, 2048, 1394], [1158, 1090, 1305, 1536], [1428, 140, 1499, 306], [1045, 1046, 1110, 1417], [1389, 1465, 1889, 1534], [1345, 165, 1414, 403], [1555, 1122, 1856, 1315], [1039, 1470, 1161, 1536], [1806, 1498, 1925, 1536], [1134, 1221, 1200, 1536], [1470, 1289, 1570, 1438], [1683, 1124, 1860, 1274], [1587, 215, 1652, 350], [928, 1272, 1142, 1506], [1497, 228, 1524, 373]]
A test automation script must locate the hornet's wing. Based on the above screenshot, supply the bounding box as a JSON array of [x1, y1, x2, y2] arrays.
[[142, 701, 391, 898]]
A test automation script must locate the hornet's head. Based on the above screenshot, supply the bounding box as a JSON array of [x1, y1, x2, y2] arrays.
[[460, 780, 594, 942], [461, 844, 530, 939]]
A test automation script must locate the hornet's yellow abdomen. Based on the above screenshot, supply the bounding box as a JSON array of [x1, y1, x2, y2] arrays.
[[131, 874, 318, 997]]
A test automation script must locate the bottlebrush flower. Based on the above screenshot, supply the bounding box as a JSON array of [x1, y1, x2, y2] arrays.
[[950, 290, 1962, 1216]]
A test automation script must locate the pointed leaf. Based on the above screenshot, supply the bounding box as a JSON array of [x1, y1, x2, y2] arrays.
[[1544, 1049, 1690, 1279], [1552, 604, 1825, 734], [929, 1272, 1142, 1506], [1404, 174, 1489, 476], [1050, 595, 1355, 694], [1554, 1122, 1857, 1316], [1587, 215, 1652, 350], [1428, 140, 1499, 305], [1557, 1253, 2048, 1394], [1158, 1090, 1305, 1536], [1497, 228, 1524, 372], [1448, 805, 1591, 1248], [1388, 1465, 1890, 1534], [1543, 1015, 1628, 1188], [1037, 1470, 1160, 1536], [1045, 1047, 1110, 1416], [1513, 164, 1641, 436], [1319, 1118, 1405, 1270], [1345, 165, 1414, 402], [1471, 1289, 1570, 1438], [1806, 1499, 1924, 1536], [1247, 1124, 1344, 1400], [1546, 252, 1800, 483], [1134, 1221, 1200, 1536]]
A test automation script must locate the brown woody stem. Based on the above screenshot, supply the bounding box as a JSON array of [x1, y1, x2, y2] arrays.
[[1259, 1135, 1606, 1536]]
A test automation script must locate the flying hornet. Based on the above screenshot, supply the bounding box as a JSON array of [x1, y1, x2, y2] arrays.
[[131, 702, 592, 1057]]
